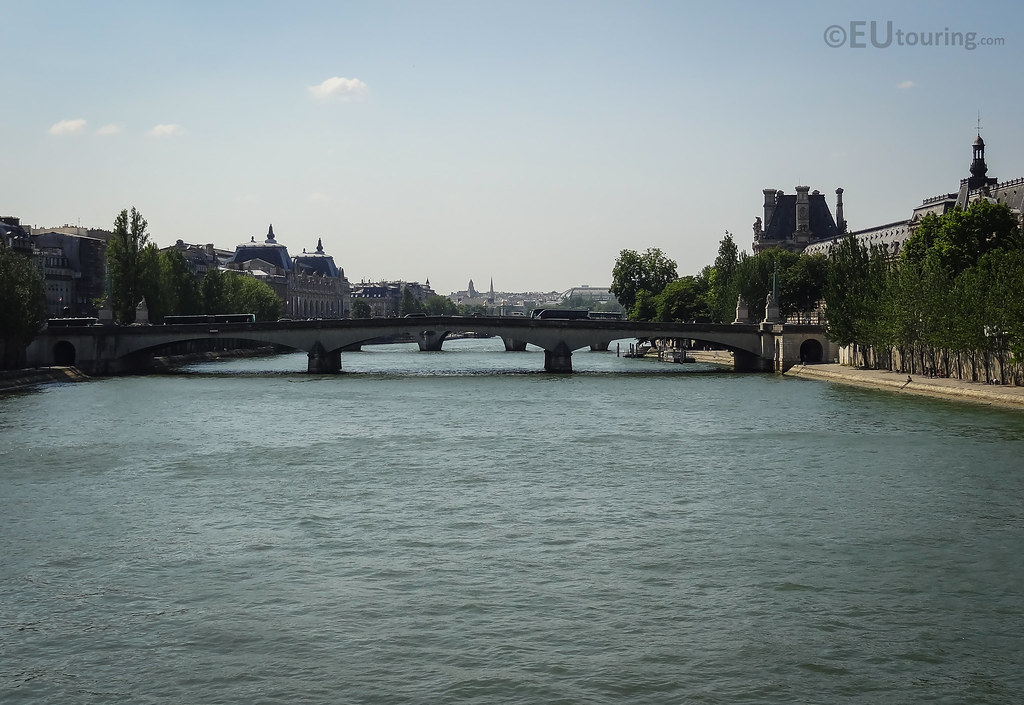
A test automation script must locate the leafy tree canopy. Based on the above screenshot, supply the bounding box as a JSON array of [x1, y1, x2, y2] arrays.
[[610, 247, 678, 313], [0, 244, 47, 347]]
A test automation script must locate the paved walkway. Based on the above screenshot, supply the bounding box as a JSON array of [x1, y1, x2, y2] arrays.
[[786, 363, 1024, 410], [685, 351, 1024, 410]]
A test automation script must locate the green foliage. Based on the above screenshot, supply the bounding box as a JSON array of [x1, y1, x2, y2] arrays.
[[399, 287, 423, 316], [159, 249, 202, 318], [200, 268, 229, 315], [709, 233, 740, 322], [137, 243, 164, 321], [610, 247, 678, 313], [629, 289, 658, 321], [423, 294, 458, 315], [351, 299, 372, 318], [0, 244, 47, 347], [106, 207, 150, 323], [458, 303, 487, 316], [904, 200, 1022, 276], [223, 273, 283, 321], [824, 200, 1024, 371], [654, 275, 711, 322]]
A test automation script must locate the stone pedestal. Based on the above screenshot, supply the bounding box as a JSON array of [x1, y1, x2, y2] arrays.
[[733, 296, 749, 324]]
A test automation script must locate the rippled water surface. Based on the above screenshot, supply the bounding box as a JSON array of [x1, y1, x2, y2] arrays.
[[3, 339, 1024, 703]]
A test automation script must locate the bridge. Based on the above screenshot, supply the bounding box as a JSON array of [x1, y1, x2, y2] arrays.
[[26, 316, 836, 375]]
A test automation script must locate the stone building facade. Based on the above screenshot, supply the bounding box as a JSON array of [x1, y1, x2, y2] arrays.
[[225, 225, 351, 318], [804, 134, 1024, 258], [752, 186, 843, 254]]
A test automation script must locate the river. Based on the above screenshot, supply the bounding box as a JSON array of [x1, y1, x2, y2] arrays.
[[2, 338, 1023, 704]]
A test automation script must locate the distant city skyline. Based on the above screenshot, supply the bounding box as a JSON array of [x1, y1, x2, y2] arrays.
[[4, 1, 1021, 294]]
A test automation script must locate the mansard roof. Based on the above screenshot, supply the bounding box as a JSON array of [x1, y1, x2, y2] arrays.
[[293, 237, 340, 278], [761, 191, 839, 243], [226, 224, 293, 271]]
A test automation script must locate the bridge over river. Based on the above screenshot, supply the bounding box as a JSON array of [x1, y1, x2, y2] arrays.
[[27, 316, 836, 374]]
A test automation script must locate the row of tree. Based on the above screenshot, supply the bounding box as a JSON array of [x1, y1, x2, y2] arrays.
[[107, 207, 282, 323], [609, 238, 827, 324], [824, 199, 1024, 380], [610, 199, 1024, 381]]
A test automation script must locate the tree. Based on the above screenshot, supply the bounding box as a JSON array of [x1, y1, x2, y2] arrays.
[[200, 268, 229, 315], [610, 247, 678, 312], [904, 200, 1022, 276], [106, 207, 150, 323], [0, 244, 46, 368], [630, 289, 658, 321], [423, 294, 458, 315], [351, 299, 372, 318], [709, 232, 740, 322], [399, 286, 423, 316], [224, 273, 282, 321], [159, 248, 202, 318], [655, 276, 711, 322], [137, 243, 164, 321]]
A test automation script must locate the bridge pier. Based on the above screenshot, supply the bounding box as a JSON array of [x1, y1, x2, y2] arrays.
[[307, 342, 342, 373], [543, 342, 573, 373], [589, 341, 610, 351], [502, 336, 528, 352], [733, 349, 772, 372], [417, 330, 446, 351]]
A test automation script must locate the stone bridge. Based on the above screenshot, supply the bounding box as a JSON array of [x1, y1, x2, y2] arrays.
[[26, 316, 836, 374]]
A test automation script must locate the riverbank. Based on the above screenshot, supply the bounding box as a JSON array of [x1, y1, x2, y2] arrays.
[[660, 349, 1024, 410], [0, 367, 89, 392], [785, 363, 1024, 410]]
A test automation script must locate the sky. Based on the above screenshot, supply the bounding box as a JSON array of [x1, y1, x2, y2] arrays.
[[3, 0, 1023, 294]]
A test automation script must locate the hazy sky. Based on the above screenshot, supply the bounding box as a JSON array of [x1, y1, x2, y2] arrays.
[[4, 0, 1021, 294]]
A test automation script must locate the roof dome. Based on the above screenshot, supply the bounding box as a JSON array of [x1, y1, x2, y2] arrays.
[[293, 237, 341, 278], [226, 224, 293, 271]]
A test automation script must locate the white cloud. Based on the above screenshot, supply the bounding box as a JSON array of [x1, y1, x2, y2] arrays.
[[307, 192, 332, 203], [149, 123, 185, 138], [897, 80, 916, 90], [234, 194, 259, 205], [308, 76, 368, 100], [49, 118, 87, 135], [96, 124, 122, 136]]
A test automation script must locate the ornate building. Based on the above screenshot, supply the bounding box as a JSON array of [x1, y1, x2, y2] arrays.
[[803, 133, 1024, 258], [752, 186, 843, 254], [225, 225, 350, 318]]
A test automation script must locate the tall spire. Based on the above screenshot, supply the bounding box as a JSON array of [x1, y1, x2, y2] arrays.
[[266, 224, 276, 243]]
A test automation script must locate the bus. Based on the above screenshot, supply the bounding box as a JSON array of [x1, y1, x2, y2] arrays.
[[530, 309, 590, 320], [163, 314, 256, 325]]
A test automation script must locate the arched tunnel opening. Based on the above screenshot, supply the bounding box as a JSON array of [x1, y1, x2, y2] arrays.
[[800, 338, 824, 364], [53, 341, 76, 366]]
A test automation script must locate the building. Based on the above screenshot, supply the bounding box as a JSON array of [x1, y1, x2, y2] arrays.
[[31, 231, 106, 317], [804, 133, 1024, 258], [752, 186, 843, 254], [351, 279, 435, 317], [164, 239, 233, 278], [225, 225, 351, 318]]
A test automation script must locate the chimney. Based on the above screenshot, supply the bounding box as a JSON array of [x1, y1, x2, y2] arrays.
[[762, 189, 778, 228], [794, 185, 810, 241], [835, 188, 846, 234]]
